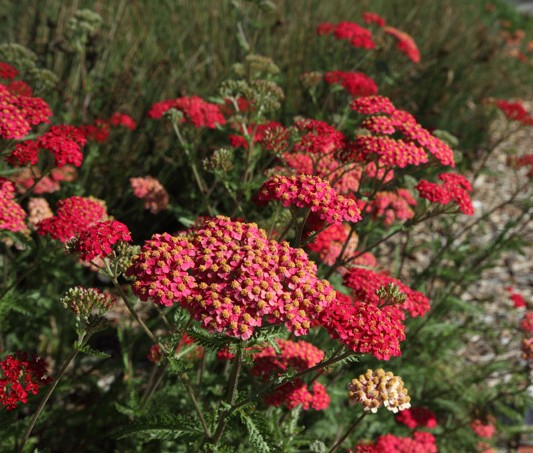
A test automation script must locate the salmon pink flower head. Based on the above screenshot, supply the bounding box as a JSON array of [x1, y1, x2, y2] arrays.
[[343, 267, 430, 318], [148, 95, 226, 129], [36, 196, 107, 242], [27, 197, 53, 228], [522, 337, 533, 362], [130, 176, 169, 214], [362, 189, 417, 225], [257, 174, 362, 225], [127, 216, 337, 340], [320, 292, 406, 360], [416, 172, 474, 215], [324, 71, 378, 98], [348, 369, 411, 413], [383, 26, 421, 63], [0, 352, 51, 411], [69, 220, 131, 262], [252, 339, 330, 410]]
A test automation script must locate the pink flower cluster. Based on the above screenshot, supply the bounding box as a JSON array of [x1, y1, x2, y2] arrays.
[[317, 22, 376, 49], [294, 119, 346, 155], [520, 312, 533, 334], [0, 83, 52, 139], [36, 196, 107, 242], [470, 418, 496, 438], [416, 172, 474, 215], [349, 96, 455, 168], [0, 352, 51, 411], [319, 292, 406, 360], [13, 165, 77, 195], [353, 431, 437, 453], [362, 12, 386, 27], [229, 121, 282, 149], [0, 178, 27, 233], [148, 95, 226, 128], [324, 71, 378, 98], [395, 407, 438, 429], [344, 267, 431, 318], [130, 176, 169, 214], [127, 216, 337, 339], [252, 339, 330, 410], [71, 220, 131, 262], [307, 223, 358, 266], [257, 175, 362, 224], [361, 189, 417, 225]]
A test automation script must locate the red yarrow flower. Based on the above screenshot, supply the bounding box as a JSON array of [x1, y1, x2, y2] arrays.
[[257, 174, 362, 225], [109, 112, 137, 130], [70, 220, 131, 262], [383, 26, 421, 63], [36, 196, 107, 242], [520, 312, 533, 334], [148, 95, 226, 128], [343, 267, 431, 318], [471, 418, 496, 438], [505, 286, 526, 308], [0, 352, 51, 411], [395, 407, 438, 429], [0, 62, 18, 80], [493, 99, 533, 125], [416, 173, 474, 215], [320, 292, 406, 360], [38, 125, 87, 167], [0, 178, 27, 233], [324, 71, 378, 98], [362, 12, 386, 27], [130, 176, 169, 214], [333, 22, 376, 49]]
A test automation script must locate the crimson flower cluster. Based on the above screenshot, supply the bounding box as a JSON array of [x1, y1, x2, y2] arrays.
[[0, 178, 27, 233], [0, 82, 52, 140], [257, 175, 362, 224], [416, 172, 474, 215], [353, 431, 437, 453], [520, 312, 533, 334], [70, 220, 131, 262], [36, 196, 107, 242], [319, 292, 406, 360], [0, 352, 51, 411], [343, 267, 431, 318], [505, 286, 526, 308], [493, 99, 533, 125], [80, 112, 137, 143], [252, 339, 330, 410], [148, 95, 226, 128], [127, 216, 337, 339], [395, 407, 438, 429], [130, 176, 169, 214], [324, 71, 378, 98], [0, 62, 18, 80], [349, 96, 455, 168], [317, 21, 376, 49], [362, 12, 386, 27], [229, 121, 282, 149]]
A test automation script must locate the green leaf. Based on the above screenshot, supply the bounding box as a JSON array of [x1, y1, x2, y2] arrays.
[[115, 414, 203, 441], [75, 343, 111, 359], [238, 409, 281, 453]]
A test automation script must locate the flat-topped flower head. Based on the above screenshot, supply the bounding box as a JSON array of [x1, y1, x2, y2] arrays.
[[0, 352, 51, 411], [36, 196, 107, 242], [395, 407, 438, 429], [349, 96, 455, 167], [252, 339, 330, 410], [69, 220, 131, 262], [383, 26, 421, 63], [471, 418, 496, 438], [320, 292, 406, 360], [38, 125, 87, 167], [130, 176, 169, 214], [257, 175, 362, 224], [148, 95, 226, 128], [343, 267, 430, 318], [324, 71, 378, 98], [348, 369, 411, 413], [0, 178, 27, 233], [416, 172, 474, 215], [127, 216, 337, 339], [333, 22, 376, 49]]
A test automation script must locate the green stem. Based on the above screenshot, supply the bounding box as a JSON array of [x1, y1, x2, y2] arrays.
[[328, 412, 367, 453]]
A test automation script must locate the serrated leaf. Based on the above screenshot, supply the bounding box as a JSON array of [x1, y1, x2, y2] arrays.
[[115, 414, 203, 441], [238, 409, 281, 453], [75, 343, 111, 358]]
